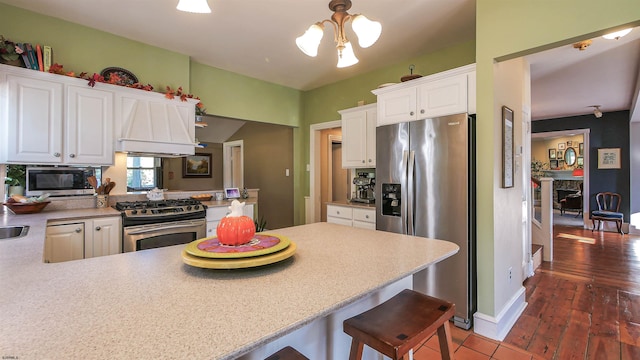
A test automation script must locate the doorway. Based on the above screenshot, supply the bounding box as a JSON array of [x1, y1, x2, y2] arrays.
[[531, 129, 590, 229], [309, 120, 342, 223], [223, 140, 243, 189]]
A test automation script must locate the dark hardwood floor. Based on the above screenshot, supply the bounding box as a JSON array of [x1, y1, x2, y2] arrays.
[[504, 225, 640, 359]]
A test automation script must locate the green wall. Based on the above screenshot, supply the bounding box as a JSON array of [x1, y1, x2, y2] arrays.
[[476, 1, 640, 317], [0, 4, 189, 91]]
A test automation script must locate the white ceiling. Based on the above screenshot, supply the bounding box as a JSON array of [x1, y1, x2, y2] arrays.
[[2, 0, 639, 121]]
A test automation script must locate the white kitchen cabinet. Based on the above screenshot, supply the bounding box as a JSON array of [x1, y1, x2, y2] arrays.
[[326, 204, 353, 226], [0, 64, 114, 165], [2, 71, 63, 163], [340, 104, 377, 168], [352, 207, 376, 230], [206, 204, 255, 236], [115, 89, 198, 156], [44, 222, 85, 263], [86, 217, 121, 258], [327, 204, 376, 229], [373, 64, 476, 126], [45, 216, 121, 263], [65, 85, 114, 164]]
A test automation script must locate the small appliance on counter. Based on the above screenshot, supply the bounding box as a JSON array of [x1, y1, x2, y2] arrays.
[[351, 172, 375, 204]]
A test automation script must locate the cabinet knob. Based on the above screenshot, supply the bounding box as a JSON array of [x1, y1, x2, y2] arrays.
[[337, 211, 340, 214], [420, 109, 425, 114], [54, 152, 61, 157], [410, 111, 414, 116], [69, 154, 76, 158], [75, 228, 82, 233], [368, 159, 372, 162], [95, 226, 101, 231], [365, 215, 370, 219], [362, 160, 365, 163]]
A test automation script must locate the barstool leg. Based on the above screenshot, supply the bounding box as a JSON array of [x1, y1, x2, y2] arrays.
[[348, 340, 364, 360], [436, 321, 455, 360]]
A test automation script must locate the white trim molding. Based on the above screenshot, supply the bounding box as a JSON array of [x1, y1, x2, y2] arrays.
[[473, 286, 527, 341]]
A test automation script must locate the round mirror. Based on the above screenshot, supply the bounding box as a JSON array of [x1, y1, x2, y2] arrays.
[[565, 147, 576, 166]]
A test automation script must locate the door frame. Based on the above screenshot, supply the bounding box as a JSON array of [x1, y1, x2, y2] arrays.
[[223, 140, 244, 189], [310, 120, 341, 223], [531, 128, 590, 228]]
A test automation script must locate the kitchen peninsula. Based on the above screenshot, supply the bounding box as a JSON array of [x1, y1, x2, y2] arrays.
[[0, 216, 458, 359]]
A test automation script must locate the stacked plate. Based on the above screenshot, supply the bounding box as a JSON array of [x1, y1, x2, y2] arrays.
[[181, 233, 296, 269]]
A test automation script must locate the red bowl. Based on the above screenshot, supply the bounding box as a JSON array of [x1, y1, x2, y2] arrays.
[[3, 201, 50, 214]]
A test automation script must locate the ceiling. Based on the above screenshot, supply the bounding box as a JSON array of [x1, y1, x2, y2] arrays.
[[2, 0, 639, 122]]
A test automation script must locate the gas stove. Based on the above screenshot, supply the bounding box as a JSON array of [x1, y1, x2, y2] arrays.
[[116, 198, 207, 226]]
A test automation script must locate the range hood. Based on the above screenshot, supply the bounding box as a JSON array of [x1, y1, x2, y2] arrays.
[[115, 90, 199, 157]]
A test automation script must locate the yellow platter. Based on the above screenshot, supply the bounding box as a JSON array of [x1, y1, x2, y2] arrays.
[[181, 241, 296, 269], [184, 233, 291, 259]]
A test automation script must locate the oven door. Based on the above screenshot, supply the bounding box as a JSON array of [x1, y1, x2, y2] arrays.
[[123, 219, 206, 252]]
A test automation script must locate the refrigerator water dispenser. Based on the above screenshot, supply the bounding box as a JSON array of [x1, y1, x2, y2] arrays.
[[381, 183, 401, 217]]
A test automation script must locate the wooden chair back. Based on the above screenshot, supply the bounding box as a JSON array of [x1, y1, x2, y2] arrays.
[[595, 192, 621, 212]]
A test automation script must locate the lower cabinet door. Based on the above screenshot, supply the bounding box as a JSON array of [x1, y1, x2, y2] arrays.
[[89, 217, 122, 258], [353, 221, 376, 230], [327, 216, 353, 227], [45, 223, 84, 263]]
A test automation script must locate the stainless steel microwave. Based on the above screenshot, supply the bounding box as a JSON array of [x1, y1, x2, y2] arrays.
[[26, 167, 95, 197]]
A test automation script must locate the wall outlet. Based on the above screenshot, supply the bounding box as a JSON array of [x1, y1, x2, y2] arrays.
[[508, 267, 513, 284]]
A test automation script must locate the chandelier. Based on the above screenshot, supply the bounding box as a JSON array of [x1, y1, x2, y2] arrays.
[[296, 0, 382, 68], [176, 0, 211, 13]]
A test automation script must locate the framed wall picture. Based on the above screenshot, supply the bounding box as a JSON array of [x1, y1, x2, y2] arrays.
[[502, 106, 514, 188], [549, 148, 556, 159], [597, 148, 621, 169], [550, 159, 559, 169], [577, 157, 584, 167], [182, 153, 212, 178], [557, 150, 564, 159], [579, 142, 584, 155], [558, 143, 566, 150], [567, 140, 573, 146], [558, 159, 565, 168]]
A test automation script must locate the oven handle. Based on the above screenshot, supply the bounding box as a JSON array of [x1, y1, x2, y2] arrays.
[[125, 222, 203, 235]]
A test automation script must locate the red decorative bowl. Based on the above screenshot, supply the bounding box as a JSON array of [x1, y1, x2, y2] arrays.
[[3, 201, 50, 214]]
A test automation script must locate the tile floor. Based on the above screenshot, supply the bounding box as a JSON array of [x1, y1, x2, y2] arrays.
[[413, 325, 541, 360]]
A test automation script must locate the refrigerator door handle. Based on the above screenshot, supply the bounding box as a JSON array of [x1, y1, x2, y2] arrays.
[[401, 150, 409, 234], [407, 150, 416, 235]]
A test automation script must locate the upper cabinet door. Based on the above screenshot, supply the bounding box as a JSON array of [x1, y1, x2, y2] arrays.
[[365, 108, 377, 167], [341, 108, 368, 168], [417, 73, 468, 119], [66, 85, 114, 165], [4, 74, 63, 163], [377, 87, 417, 126]]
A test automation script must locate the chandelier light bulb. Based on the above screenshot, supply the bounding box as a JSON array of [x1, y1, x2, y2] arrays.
[[296, 24, 325, 57], [337, 42, 359, 68], [176, 0, 211, 14], [351, 15, 382, 48], [602, 28, 632, 40]]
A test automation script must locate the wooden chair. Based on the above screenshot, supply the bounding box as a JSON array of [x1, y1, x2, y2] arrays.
[[264, 346, 309, 360], [343, 289, 456, 360], [591, 192, 624, 234]]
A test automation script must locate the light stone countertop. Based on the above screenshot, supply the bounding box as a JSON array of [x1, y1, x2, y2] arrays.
[[0, 211, 458, 359]]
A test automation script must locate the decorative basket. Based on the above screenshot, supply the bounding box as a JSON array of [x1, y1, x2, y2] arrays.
[[3, 201, 50, 214]]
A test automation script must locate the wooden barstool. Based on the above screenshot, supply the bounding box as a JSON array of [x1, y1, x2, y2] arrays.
[[264, 346, 309, 360], [343, 289, 456, 360]]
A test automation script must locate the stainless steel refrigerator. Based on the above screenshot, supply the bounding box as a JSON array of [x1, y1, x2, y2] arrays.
[[375, 113, 476, 329]]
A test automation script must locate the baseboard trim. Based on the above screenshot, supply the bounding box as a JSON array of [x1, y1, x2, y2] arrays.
[[473, 286, 527, 341]]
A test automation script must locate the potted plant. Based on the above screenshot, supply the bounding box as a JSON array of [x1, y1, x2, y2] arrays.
[[5, 165, 26, 196], [195, 102, 206, 122]]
